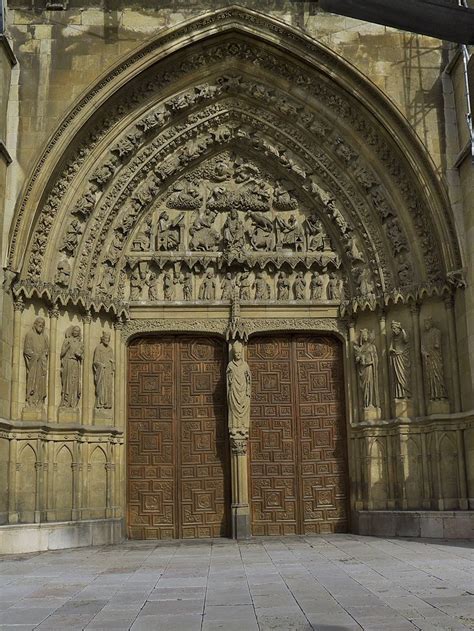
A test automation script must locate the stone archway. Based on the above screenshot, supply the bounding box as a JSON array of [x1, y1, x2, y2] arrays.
[[3, 6, 470, 542]]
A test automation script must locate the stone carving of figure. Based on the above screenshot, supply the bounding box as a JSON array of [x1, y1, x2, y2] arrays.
[[183, 272, 193, 301], [354, 329, 380, 409], [389, 321, 411, 399], [60, 326, 83, 408], [157, 211, 183, 251], [227, 341, 251, 430], [99, 263, 115, 293], [199, 269, 216, 300], [163, 270, 176, 301], [327, 273, 342, 301], [189, 208, 220, 251], [277, 271, 290, 300], [132, 217, 151, 252], [247, 212, 274, 251], [23, 317, 49, 408], [310, 271, 324, 300], [358, 268, 375, 297], [93, 332, 114, 410], [305, 213, 325, 251], [60, 219, 83, 257], [293, 271, 306, 300], [221, 272, 235, 301], [275, 215, 304, 251], [254, 271, 271, 300], [147, 272, 160, 301], [238, 271, 252, 301], [223, 210, 246, 251], [421, 318, 447, 400], [55, 259, 71, 287], [130, 269, 142, 301]]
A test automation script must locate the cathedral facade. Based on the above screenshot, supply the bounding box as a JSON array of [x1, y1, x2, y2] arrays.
[[0, 1, 473, 552]]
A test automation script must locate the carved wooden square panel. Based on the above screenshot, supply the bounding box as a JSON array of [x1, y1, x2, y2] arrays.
[[248, 334, 348, 536], [127, 336, 230, 539]]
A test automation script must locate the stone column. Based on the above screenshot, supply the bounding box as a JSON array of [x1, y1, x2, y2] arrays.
[[229, 428, 250, 539], [386, 433, 396, 509], [47, 304, 59, 423], [410, 304, 425, 417], [81, 311, 92, 425], [457, 429, 468, 510], [10, 297, 24, 420], [348, 319, 360, 422], [114, 320, 123, 429], [8, 438, 18, 523], [420, 432, 431, 509], [378, 310, 391, 419], [445, 296, 461, 412]]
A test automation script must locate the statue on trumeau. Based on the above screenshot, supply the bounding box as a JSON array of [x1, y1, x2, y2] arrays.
[[93, 332, 114, 410], [227, 341, 251, 431], [389, 321, 411, 399], [60, 326, 83, 408], [421, 317, 447, 401], [23, 317, 49, 408], [354, 329, 380, 411]]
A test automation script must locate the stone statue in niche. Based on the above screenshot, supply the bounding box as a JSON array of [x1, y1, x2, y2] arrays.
[[157, 211, 184, 251], [93, 332, 114, 410], [60, 219, 83, 257], [198, 269, 216, 300], [163, 270, 177, 301], [147, 272, 160, 301], [182, 272, 193, 301], [23, 317, 49, 408], [60, 326, 83, 408], [189, 208, 220, 251], [354, 329, 381, 413], [327, 273, 342, 301], [55, 259, 71, 287], [227, 341, 251, 431], [248, 212, 274, 250], [421, 318, 447, 401], [132, 217, 151, 252], [389, 321, 411, 399], [254, 272, 271, 300], [305, 214, 325, 251], [238, 271, 252, 301], [310, 271, 324, 300], [293, 272, 306, 300], [223, 210, 246, 251], [221, 272, 235, 301], [275, 215, 304, 251], [277, 271, 290, 300]]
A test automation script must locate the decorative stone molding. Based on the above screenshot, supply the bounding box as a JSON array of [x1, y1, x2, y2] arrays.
[[229, 427, 249, 456]]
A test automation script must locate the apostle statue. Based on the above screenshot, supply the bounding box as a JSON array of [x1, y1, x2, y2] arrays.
[[389, 321, 411, 399], [23, 317, 49, 408], [226, 341, 251, 430], [60, 325, 83, 408], [354, 329, 380, 409], [93, 332, 115, 410], [421, 317, 447, 400]]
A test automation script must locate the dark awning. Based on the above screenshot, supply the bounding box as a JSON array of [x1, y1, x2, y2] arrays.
[[318, 0, 474, 44]]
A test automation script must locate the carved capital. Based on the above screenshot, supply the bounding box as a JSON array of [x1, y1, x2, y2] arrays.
[[48, 303, 60, 319], [13, 296, 25, 312], [83, 310, 92, 325], [229, 427, 249, 455]]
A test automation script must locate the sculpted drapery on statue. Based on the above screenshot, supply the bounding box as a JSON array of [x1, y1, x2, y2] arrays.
[[23, 317, 49, 408], [60, 326, 83, 408], [226, 341, 251, 431], [389, 321, 411, 399], [93, 332, 115, 409], [354, 328, 380, 409], [421, 318, 447, 401]]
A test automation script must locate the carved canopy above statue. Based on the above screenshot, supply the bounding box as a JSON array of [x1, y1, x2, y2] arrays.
[[7, 6, 463, 317]]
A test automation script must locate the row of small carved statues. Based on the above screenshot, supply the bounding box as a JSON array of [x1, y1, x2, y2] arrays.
[[130, 268, 344, 302], [23, 319, 113, 410]]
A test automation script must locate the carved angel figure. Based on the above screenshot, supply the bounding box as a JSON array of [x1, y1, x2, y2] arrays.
[[277, 271, 290, 300], [227, 341, 251, 430], [421, 318, 447, 401], [198, 269, 216, 301], [354, 329, 380, 409], [389, 321, 411, 399], [93, 332, 114, 410], [157, 211, 183, 251], [24, 317, 49, 408], [60, 326, 83, 408]]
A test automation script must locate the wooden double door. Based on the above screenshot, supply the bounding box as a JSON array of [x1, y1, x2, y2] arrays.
[[127, 336, 230, 539], [247, 335, 348, 535]]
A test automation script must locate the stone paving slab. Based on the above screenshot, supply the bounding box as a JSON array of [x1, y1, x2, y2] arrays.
[[0, 535, 473, 629]]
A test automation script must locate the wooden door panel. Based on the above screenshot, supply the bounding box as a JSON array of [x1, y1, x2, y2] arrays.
[[127, 336, 229, 540], [248, 334, 348, 536]]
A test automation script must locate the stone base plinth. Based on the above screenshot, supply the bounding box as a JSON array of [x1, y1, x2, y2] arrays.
[[93, 408, 113, 425], [58, 407, 80, 423], [22, 407, 46, 421], [353, 510, 474, 539], [394, 399, 414, 418], [0, 518, 124, 554], [362, 406, 381, 422], [427, 400, 450, 415], [231, 504, 250, 539]]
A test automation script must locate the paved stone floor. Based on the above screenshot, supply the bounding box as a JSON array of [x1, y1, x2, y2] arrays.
[[0, 535, 473, 630]]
